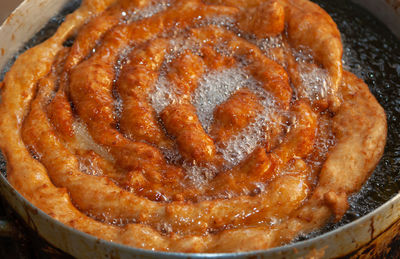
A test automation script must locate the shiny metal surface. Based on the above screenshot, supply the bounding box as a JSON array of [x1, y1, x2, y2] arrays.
[[0, 0, 23, 24], [0, 0, 399, 258], [353, 0, 400, 38]]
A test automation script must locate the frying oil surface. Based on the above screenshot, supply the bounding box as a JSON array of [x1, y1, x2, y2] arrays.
[[0, 0, 399, 240], [305, 0, 400, 238]]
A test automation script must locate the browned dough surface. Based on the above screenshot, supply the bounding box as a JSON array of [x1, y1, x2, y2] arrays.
[[0, 0, 386, 253]]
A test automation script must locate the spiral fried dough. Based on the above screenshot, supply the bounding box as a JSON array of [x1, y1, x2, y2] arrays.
[[206, 0, 343, 110], [117, 38, 172, 148], [0, 0, 387, 253]]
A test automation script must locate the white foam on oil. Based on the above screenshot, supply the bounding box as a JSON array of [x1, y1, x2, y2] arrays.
[[148, 39, 288, 183], [243, 35, 287, 67], [256, 35, 283, 50], [255, 35, 284, 62], [150, 63, 286, 181], [73, 121, 114, 162], [113, 90, 124, 121], [164, 36, 201, 64], [297, 60, 330, 101], [126, 0, 171, 23], [195, 15, 235, 30], [150, 72, 179, 113], [183, 163, 218, 186], [193, 67, 259, 132], [257, 36, 331, 102], [291, 49, 331, 101], [149, 36, 201, 114], [219, 110, 274, 168], [217, 87, 282, 169], [78, 156, 103, 176], [193, 66, 282, 169]]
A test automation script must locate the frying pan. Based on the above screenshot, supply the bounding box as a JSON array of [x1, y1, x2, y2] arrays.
[[0, 0, 399, 258]]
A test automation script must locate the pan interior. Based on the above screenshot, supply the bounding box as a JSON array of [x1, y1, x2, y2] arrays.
[[298, 0, 400, 240], [0, 0, 400, 244]]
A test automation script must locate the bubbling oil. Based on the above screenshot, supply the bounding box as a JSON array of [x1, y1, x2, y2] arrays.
[[0, 0, 400, 242], [299, 0, 400, 239]]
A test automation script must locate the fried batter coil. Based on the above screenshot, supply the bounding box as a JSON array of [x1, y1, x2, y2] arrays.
[[0, 0, 386, 253]]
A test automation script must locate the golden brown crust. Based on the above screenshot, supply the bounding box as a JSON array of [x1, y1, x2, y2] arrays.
[[211, 88, 264, 143], [0, 0, 387, 253]]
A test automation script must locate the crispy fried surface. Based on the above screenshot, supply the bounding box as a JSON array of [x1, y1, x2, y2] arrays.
[[0, 0, 386, 253]]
